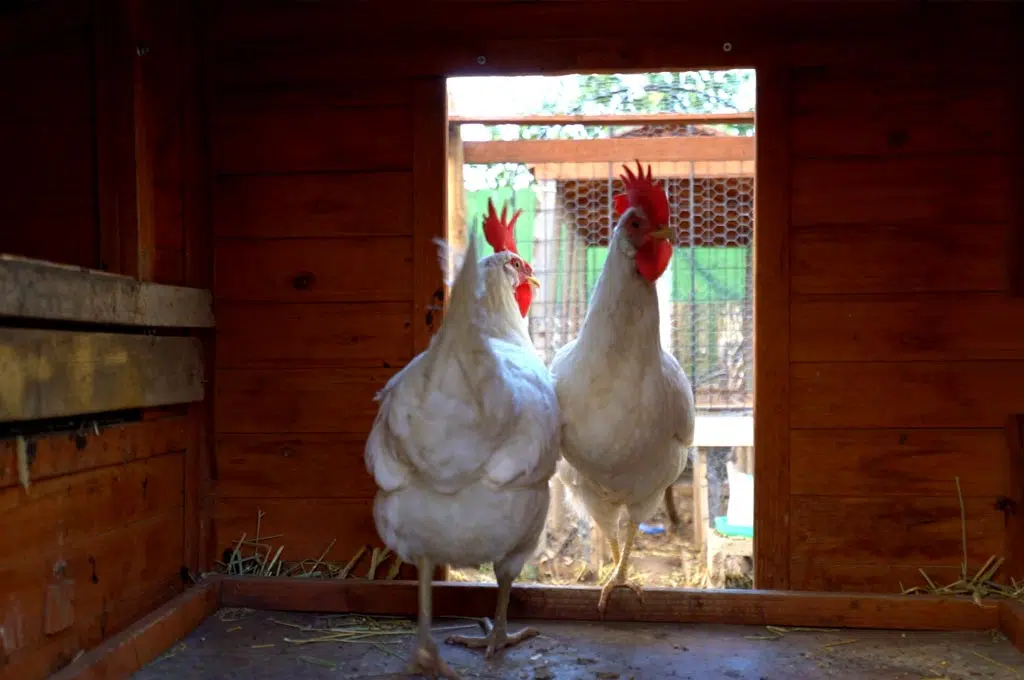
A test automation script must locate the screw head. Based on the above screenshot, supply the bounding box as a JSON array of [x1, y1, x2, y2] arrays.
[[722, 42, 733, 52], [476, 55, 487, 65]]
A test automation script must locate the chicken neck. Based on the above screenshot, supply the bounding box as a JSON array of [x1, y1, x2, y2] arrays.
[[575, 230, 663, 360], [478, 265, 532, 348]]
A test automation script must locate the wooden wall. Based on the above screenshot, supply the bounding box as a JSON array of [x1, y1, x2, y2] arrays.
[[206, 1, 1022, 593], [0, 2, 212, 678], [782, 53, 1021, 592]]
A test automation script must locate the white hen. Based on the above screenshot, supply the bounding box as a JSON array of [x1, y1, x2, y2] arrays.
[[551, 162, 696, 615], [365, 201, 559, 679]]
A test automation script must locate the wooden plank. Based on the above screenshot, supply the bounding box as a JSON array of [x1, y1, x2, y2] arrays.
[[212, 498, 380, 562], [0, 254, 214, 327], [218, 577, 1001, 631], [0, 417, 188, 490], [0, 27, 93, 123], [1007, 415, 1024, 583], [93, 0, 152, 279], [214, 433, 377, 499], [790, 429, 1009, 497], [1002, 601, 1024, 655], [0, 330, 204, 423], [214, 237, 413, 303], [1011, 0, 1024, 299], [789, 562, 966, 595], [412, 78, 448, 353], [213, 172, 414, 238], [531, 159, 755, 181], [790, 496, 1004, 566], [213, 106, 413, 175], [1, 509, 185, 679], [214, 367, 396, 434], [752, 63, 790, 590], [791, 155, 1011, 227], [791, 294, 1024, 361], [0, 453, 185, 564], [463, 135, 754, 165], [790, 79, 1010, 158], [790, 361, 1024, 429], [451, 112, 756, 126], [215, 302, 413, 369], [48, 579, 219, 680], [0, 120, 98, 270], [791, 223, 1010, 295]]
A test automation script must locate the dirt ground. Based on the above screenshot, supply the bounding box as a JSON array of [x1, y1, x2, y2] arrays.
[[133, 609, 1024, 680], [447, 488, 752, 590]]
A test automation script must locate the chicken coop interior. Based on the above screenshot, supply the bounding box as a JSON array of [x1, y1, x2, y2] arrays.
[[1, 1, 1023, 679]]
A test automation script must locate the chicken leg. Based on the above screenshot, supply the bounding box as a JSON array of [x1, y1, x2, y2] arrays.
[[597, 520, 645, 615], [446, 574, 538, 658], [408, 558, 461, 680]]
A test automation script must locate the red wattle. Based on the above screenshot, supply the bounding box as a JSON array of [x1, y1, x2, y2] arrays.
[[514, 282, 533, 317], [635, 239, 673, 283]]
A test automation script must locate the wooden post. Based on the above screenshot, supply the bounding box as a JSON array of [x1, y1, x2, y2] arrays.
[[692, 447, 710, 557]]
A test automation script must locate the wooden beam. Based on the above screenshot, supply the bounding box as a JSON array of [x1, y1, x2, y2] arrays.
[[450, 112, 755, 127], [531, 160, 755, 182], [463, 136, 754, 165], [49, 578, 220, 680], [1001, 600, 1024, 654], [1007, 415, 1024, 582], [752, 63, 792, 590], [218, 578, 1001, 631], [0, 254, 214, 328], [0, 329, 204, 423]]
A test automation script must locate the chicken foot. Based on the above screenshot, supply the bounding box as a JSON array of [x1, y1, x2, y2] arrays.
[[446, 575, 538, 658], [407, 558, 461, 680], [597, 520, 645, 615]]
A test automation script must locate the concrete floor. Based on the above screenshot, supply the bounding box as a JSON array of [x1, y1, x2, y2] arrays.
[[132, 608, 1024, 679]]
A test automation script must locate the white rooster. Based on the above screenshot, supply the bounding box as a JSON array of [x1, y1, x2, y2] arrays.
[[551, 162, 696, 614], [365, 200, 559, 678]]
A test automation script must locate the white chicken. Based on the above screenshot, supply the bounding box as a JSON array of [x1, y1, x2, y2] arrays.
[[365, 200, 559, 678], [551, 162, 696, 615]]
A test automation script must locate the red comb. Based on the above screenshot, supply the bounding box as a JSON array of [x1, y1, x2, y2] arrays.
[[613, 160, 670, 227], [482, 197, 521, 255]]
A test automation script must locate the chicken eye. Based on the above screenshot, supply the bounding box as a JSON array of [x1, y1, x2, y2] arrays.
[[512, 260, 520, 268], [629, 219, 641, 229]]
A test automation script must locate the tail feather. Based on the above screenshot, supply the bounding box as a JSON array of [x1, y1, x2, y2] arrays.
[[423, 229, 487, 396]]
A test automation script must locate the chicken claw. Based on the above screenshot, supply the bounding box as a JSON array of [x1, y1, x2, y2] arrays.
[[446, 617, 539, 658], [597, 579, 645, 615], [408, 642, 462, 680]]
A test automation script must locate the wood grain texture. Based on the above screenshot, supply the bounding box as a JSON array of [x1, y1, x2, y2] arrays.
[[0, 417, 188, 490], [215, 302, 413, 369], [1002, 601, 1024, 655], [791, 294, 1024, 362], [790, 78, 1010, 158], [463, 135, 754, 164], [791, 223, 1010, 295], [213, 172, 414, 238], [219, 577, 1000, 631], [790, 361, 1024, 429], [214, 434, 377, 499], [213, 106, 413, 175], [790, 495, 1004, 566], [214, 238, 413, 303], [212, 498, 381, 562], [788, 562, 965, 595], [0, 330, 205, 423], [791, 154, 1011, 227], [1007, 415, 1024, 582], [790, 429, 1008, 497], [752, 63, 790, 590], [411, 78, 448, 353], [0, 254, 214, 327], [48, 579, 219, 680], [214, 367, 397, 434], [1, 510, 185, 679]]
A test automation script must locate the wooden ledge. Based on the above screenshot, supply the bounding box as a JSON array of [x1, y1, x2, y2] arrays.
[[218, 577, 1000, 632], [49, 577, 221, 680], [0, 254, 214, 328], [1001, 600, 1024, 654]]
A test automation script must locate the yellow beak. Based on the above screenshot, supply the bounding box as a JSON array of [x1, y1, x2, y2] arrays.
[[525, 276, 541, 289], [648, 227, 672, 240]]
